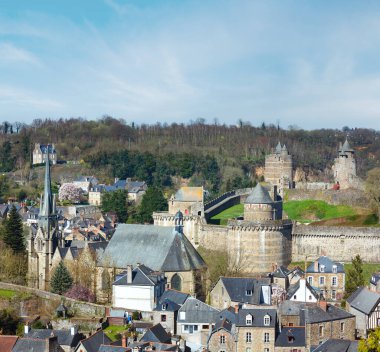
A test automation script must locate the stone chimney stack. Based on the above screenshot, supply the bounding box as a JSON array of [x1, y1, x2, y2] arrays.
[[24, 323, 30, 335], [319, 300, 327, 311], [122, 334, 128, 347], [127, 265, 133, 284]]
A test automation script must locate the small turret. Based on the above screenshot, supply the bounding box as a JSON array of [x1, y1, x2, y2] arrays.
[[174, 210, 184, 233], [244, 184, 275, 221], [275, 142, 282, 154]]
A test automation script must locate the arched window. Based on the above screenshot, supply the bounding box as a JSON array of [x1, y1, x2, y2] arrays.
[[171, 274, 182, 291]]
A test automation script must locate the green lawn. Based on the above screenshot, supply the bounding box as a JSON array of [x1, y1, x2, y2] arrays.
[[283, 200, 356, 223], [210, 204, 244, 225], [0, 289, 17, 299], [344, 262, 380, 284], [104, 325, 129, 341]]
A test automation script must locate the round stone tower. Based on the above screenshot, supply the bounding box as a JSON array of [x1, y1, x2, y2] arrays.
[[244, 183, 275, 221]]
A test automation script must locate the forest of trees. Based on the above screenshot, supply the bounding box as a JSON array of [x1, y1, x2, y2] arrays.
[[0, 117, 379, 197]]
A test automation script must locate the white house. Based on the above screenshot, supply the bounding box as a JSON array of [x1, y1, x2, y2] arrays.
[[287, 278, 320, 303], [112, 264, 166, 312]]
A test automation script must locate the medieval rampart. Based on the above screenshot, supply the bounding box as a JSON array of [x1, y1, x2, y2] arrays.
[[292, 225, 380, 262]]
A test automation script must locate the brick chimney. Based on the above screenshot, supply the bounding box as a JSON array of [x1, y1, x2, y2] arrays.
[[127, 265, 133, 284], [313, 260, 318, 272], [319, 300, 327, 311], [122, 334, 128, 347], [234, 305, 239, 314]]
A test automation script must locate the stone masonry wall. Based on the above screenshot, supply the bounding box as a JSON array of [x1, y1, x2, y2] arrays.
[[292, 225, 380, 262]]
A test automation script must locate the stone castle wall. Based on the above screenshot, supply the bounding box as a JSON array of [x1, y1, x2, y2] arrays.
[[292, 225, 380, 262], [265, 153, 293, 189]]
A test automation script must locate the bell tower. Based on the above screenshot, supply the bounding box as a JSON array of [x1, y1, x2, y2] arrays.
[[28, 153, 59, 290]]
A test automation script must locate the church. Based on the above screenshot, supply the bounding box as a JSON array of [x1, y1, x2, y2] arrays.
[[27, 154, 60, 290]]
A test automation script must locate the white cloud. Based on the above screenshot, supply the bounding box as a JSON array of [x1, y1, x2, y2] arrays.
[[0, 42, 41, 66]]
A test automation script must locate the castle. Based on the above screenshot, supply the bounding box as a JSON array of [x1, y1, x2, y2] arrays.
[[33, 143, 57, 165]]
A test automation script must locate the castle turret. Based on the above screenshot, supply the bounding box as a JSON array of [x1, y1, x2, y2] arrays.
[[333, 137, 358, 189], [244, 184, 275, 221]]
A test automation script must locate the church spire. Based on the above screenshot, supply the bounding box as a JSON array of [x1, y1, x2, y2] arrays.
[[40, 153, 53, 216]]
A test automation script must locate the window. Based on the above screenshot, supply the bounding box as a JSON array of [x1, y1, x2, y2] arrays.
[[162, 304, 166, 311], [161, 315, 166, 322], [293, 295, 297, 300], [320, 265, 325, 273], [183, 325, 196, 334], [332, 265, 337, 273], [246, 314, 253, 325], [179, 312, 186, 320], [171, 274, 182, 291], [264, 349, 270, 352], [340, 322, 345, 333], [202, 324, 209, 329], [332, 276, 337, 286], [319, 325, 324, 337], [246, 332, 252, 343], [246, 289, 252, 296], [319, 276, 325, 285], [245, 348, 251, 352], [308, 276, 313, 285], [193, 325, 198, 331], [264, 332, 270, 343], [332, 290, 336, 300], [220, 335, 225, 344], [264, 315, 270, 326]]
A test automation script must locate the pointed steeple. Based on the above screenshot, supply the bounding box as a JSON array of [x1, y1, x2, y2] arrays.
[[275, 142, 282, 154], [40, 153, 53, 217]]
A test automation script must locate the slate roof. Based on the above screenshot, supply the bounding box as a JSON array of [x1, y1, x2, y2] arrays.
[[113, 265, 162, 286], [12, 338, 48, 352], [213, 317, 234, 333], [98, 346, 130, 352], [173, 187, 203, 202], [140, 324, 171, 344], [275, 327, 306, 347], [100, 224, 206, 272], [219, 277, 271, 305], [157, 289, 190, 306], [178, 297, 220, 324], [306, 256, 345, 274], [339, 139, 354, 153], [303, 304, 354, 324], [275, 142, 282, 153], [236, 308, 276, 327], [25, 328, 83, 347], [245, 184, 273, 204], [286, 279, 320, 301], [77, 330, 112, 352], [347, 286, 380, 315], [272, 266, 290, 278], [311, 339, 358, 352], [128, 341, 179, 351]]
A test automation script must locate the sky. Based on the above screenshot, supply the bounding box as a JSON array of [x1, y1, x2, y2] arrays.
[[1, 0, 380, 130]]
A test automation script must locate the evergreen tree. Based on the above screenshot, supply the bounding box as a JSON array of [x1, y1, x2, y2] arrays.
[[137, 187, 167, 223], [50, 261, 73, 295], [101, 189, 128, 223], [345, 254, 365, 297], [3, 205, 25, 252]]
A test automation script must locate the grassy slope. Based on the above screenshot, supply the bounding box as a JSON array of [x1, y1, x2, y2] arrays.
[[104, 325, 129, 341], [0, 289, 17, 299], [283, 200, 357, 223], [210, 204, 244, 225]]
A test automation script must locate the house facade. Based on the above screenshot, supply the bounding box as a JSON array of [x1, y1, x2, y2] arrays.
[[33, 143, 57, 165], [306, 256, 345, 301]]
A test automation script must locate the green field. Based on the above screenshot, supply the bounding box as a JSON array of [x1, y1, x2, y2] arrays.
[[283, 200, 356, 223], [210, 204, 244, 225], [104, 325, 129, 341], [0, 289, 17, 299]]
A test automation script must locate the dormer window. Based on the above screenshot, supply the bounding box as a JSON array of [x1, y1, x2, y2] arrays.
[[320, 265, 325, 273], [332, 265, 337, 273], [162, 304, 166, 311], [264, 314, 270, 326], [246, 289, 252, 296], [246, 314, 253, 325]]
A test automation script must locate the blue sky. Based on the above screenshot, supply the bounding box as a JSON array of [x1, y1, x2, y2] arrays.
[[1, 0, 380, 129]]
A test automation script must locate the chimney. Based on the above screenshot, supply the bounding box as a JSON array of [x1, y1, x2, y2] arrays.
[[234, 305, 239, 314], [122, 334, 128, 347], [179, 338, 186, 351], [313, 260, 318, 272], [70, 326, 77, 336], [319, 300, 327, 312], [24, 323, 30, 335], [127, 265, 133, 284]]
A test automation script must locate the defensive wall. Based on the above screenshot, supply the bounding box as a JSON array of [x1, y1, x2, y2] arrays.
[[292, 225, 380, 263]]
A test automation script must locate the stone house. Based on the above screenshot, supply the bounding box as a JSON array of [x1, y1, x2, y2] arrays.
[[278, 301, 355, 348], [346, 286, 380, 338], [207, 316, 237, 352], [112, 264, 166, 312], [177, 297, 220, 350], [153, 289, 190, 335], [274, 327, 306, 352], [235, 308, 277, 352], [306, 256, 345, 301], [74, 330, 112, 352], [97, 222, 207, 302], [33, 143, 57, 165], [168, 187, 204, 216], [210, 277, 272, 309], [287, 278, 320, 303], [73, 176, 98, 194], [311, 339, 358, 351]]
